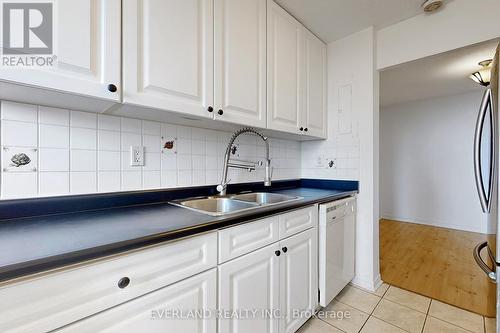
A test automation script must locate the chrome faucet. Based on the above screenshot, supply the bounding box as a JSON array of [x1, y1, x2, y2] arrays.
[[216, 128, 272, 196]]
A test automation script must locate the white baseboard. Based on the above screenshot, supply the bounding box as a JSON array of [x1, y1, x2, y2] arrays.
[[350, 273, 382, 292], [380, 214, 487, 234]]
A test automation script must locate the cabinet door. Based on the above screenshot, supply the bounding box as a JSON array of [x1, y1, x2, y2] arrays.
[[0, 0, 121, 101], [303, 30, 327, 138], [279, 228, 318, 333], [56, 269, 217, 333], [123, 0, 214, 118], [219, 243, 280, 333], [267, 0, 303, 134], [214, 0, 267, 127]]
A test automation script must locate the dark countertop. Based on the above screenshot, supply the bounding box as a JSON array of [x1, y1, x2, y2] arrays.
[[0, 180, 357, 282]]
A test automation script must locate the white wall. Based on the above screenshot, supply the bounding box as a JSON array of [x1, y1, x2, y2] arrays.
[[377, 0, 500, 70], [0, 101, 301, 199], [302, 27, 381, 291], [380, 91, 488, 233]]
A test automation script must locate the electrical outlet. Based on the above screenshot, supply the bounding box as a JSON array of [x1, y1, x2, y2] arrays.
[[130, 146, 144, 166]]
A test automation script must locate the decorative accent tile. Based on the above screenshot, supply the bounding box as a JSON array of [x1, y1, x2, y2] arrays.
[[2, 147, 38, 172]]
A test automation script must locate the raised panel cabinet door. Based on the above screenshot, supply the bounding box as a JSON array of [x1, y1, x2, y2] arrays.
[[279, 205, 318, 239], [303, 30, 327, 139], [56, 269, 217, 333], [123, 0, 214, 118], [214, 0, 267, 127], [0, 0, 121, 101], [279, 228, 318, 333], [267, 0, 303, 134], [218, 243, 280, 333]]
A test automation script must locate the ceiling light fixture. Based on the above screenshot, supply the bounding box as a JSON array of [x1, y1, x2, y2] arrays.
[[421, 0, 444, 13], [470, 59, 493, 87]]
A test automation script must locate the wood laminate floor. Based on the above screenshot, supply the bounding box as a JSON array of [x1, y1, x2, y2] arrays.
[[380, 219, 496, 317]]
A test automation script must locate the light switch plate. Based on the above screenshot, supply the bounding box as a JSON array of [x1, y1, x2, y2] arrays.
[[130, 146, 144, 166]]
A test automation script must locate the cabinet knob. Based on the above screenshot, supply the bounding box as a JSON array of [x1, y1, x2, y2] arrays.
[[118, 277, 130, 289], [107, 84, 118, 93], [299, 127, 304, 131], [304, 128, 308, 132], [218, 109, 224, 115], [282, 247, 288, 253], [207, 106, 214, 113], [275, 250, 281, 257]]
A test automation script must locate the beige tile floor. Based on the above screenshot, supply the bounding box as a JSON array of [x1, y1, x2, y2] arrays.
[[298, 283, 496, 333]]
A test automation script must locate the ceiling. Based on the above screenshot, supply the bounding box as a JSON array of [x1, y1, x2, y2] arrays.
[[380, 39, 499, 107], [275, 0, 436, 42]]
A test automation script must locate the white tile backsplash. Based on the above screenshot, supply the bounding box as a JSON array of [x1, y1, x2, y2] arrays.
[[98, 130, 121, 151], [0, 101, 302, 199], [39, 172, 69, 196], [2, 121, 38, 147], [1, 101, 38, 122], [70, 127, 97, 150], [39, 148, 69, 172], [70, 111, 97, 129], [71, 150, 97, 171], [70, 172, 97, 194], [39, 106, 69, 126], [39, 124, 69, 148], [1, 173, 38, 198]]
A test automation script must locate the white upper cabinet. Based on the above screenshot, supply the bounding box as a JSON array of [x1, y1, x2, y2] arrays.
[[303, 30, 327, 138], [214, 0, 267, 127], [122, 0, 214, 118], [267, 0, 327, 139], [0, 0, 121, 102], [267, 0, 303, 134]]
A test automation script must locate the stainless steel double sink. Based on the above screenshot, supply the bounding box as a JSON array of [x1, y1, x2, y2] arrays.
[[170, 192, 302, 216]]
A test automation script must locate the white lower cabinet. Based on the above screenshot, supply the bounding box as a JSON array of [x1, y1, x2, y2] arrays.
[[218, 226, 318, 333], [218, 243, 281, 333], [56, 268, 217, 333], [279, 228, 318, 333]]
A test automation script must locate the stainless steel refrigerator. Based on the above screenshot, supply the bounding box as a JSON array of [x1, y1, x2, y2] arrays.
[[473, 43, 500, 331]]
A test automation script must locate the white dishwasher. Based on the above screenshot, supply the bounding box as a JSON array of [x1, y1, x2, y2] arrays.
[[318, 196, 356, 307]]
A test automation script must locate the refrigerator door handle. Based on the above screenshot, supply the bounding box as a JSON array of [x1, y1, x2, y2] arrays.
[[473, 241, 497, 282], [474, 89, 492, 213]]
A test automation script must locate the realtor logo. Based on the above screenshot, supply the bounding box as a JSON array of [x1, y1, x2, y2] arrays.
[[2, 2, 53, 54]]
